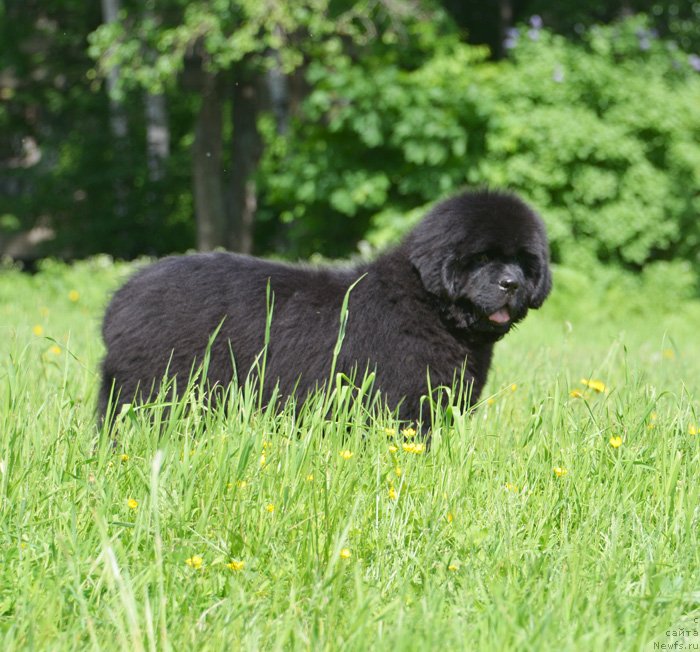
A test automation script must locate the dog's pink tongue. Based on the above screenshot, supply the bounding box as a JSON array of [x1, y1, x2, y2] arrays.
[[488, 308, 510, 324]]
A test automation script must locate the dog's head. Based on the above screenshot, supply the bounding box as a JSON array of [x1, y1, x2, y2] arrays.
[[407, 190, 552, 340]]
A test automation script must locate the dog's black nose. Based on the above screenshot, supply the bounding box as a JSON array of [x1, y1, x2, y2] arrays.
[[499, 277, 519, 292]]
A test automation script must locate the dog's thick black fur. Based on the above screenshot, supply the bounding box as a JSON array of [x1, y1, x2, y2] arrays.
[[99, 190, 551, 426]]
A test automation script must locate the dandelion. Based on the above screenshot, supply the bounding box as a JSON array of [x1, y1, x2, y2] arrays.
[[448, 564, 458, 572], [402, 442, 425, 454], [127, 498, 138, 510], [49, 345, 62, 355], [553, 467, 568, 478], [227, 560, 245, 571], [68, 290, 80, 302], [340, 450, 354, 460], [265, 503, 275, 513], [689, 425, 698, 436], [120, 454, 129, 462], [581, 378, 606, 393], [185, 555, 203, 570], [569, 389, 584, 399], [340, 548, 352, 559], [401, 427, 417, 439], [609, 435, 623, 448], [32, 325, 44, 337], [388, 486, 398, 500]]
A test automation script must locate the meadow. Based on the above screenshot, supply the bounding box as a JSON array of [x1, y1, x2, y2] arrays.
[[1, 257, 699, 651]]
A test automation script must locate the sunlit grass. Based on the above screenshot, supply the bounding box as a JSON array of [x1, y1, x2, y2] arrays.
[[0, 258, 699, 650]]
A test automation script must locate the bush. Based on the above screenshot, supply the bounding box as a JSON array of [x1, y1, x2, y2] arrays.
[[261, 16, 700, 288]]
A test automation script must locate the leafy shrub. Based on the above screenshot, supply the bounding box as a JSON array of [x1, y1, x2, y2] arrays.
[[261, 17, 700, 287]]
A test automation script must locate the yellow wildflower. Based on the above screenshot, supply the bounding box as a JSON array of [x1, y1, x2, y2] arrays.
[[401, 427, 417, 439], [227, 560, 245, 571], [237, 480, 247, 489], [505, 482, 519, 493], [68, 290, 80, 302], [340, 450, 354, 460], [384, 428, 396, 438], [388, 444, 398, 454], [510, 383, 517, 392], [402, 442, 425, 454], [127, 498, 138, 510], [581, 378, 606, 393], [448, 564, 458, 572], [388, 486, 398, 500], [487, 398, 496, 406], [553, 467, 568, 478], [185, 555, 203, 570], [447, 512, 454, 523], [689, 425, 698, 436], [32, 325, 44, 337], [569, 389, 585, 399], [120, 454, 129, 462], [340, 548, 352, 559], [265, 503, 275, 513], [609, 435, 623, 448], [395, 466, 402, 477], [49, 345, 62, 355], [662, 349, 675, 360], [259, 453, 267, 467], [306, 473, 314, 482]]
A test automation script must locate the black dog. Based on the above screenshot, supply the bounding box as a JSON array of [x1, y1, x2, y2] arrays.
[[99, 190, 551, 426]]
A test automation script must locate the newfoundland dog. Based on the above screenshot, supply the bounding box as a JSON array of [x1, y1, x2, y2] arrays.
[[99, 190, 551, 427]]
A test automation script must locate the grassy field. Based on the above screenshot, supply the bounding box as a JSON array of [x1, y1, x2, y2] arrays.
[[1, 257, 700, 651]]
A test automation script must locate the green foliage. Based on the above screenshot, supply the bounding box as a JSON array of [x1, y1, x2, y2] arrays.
[[262, 16, 700, 283], [479, 17, 700, 273]]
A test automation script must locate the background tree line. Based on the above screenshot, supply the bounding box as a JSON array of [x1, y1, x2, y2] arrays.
[[1, 0, 699, 289]]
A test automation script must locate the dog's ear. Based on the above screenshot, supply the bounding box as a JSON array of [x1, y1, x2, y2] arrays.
[[411, 246, 460, 300], [529, 255, 552, 309]]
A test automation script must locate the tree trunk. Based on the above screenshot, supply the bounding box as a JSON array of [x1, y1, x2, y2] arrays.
[[192, 72, 226, 251], [145, 92, 169, 182], [497, 0, 513, 60], [266, 32, 290, 135], [227, 65, 263, 254], [100, 0, 128, 219]]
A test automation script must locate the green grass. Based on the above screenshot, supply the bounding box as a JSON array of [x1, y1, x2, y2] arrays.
[[1, 257, 700, 651]]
